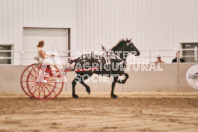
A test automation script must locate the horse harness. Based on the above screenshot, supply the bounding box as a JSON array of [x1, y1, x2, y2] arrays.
[[101, 45, 126, 69]]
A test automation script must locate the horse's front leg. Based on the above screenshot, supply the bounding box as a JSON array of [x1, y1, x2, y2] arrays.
[[117, 73, 129, 84], [111, 76, 118, 98]]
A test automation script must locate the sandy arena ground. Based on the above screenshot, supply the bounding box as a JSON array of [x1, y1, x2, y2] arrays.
[[0, 92, 198, 132]]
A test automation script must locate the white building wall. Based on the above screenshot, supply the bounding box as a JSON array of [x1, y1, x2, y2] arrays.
[[0, 0, 77, 64], [0, 0, 198, 64], [76, 0, 198, 63]]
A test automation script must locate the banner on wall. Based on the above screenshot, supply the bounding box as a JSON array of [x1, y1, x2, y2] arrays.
[[186, 64, 198, 89]]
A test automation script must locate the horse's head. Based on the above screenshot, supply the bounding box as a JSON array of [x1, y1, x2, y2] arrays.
[[125, 38, 140, 56], [111, 38, 140, 61]]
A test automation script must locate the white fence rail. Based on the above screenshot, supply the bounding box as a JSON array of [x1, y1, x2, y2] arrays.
[[0, 50, 198, 65]]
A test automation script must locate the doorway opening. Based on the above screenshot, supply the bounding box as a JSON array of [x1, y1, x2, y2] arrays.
[[23, 27, 70, 65]]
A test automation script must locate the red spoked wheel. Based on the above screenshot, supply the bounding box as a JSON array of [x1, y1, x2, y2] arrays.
[[20, 64, 37, 98], [27, 64, 64, 100]]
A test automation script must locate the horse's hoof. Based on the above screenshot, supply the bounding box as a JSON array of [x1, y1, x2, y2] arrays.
[[72, 94, 79, 98], [86, 87, 91, 95], [111, 95, 118, 99]]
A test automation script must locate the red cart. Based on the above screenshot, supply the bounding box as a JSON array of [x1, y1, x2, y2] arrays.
[[20, 63, 99, 100]]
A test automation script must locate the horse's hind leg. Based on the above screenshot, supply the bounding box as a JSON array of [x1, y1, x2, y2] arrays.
[[80, 80, 91, 95], [79, 74, 91, 94], [72, 76, 81, 98], [72, 74, 91, 98]]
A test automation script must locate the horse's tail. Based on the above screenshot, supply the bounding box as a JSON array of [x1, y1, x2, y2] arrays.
[[69, 59, 77, 64]]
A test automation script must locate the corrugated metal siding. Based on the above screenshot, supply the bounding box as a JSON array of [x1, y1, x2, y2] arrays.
[[0, 0, 198, 63], [76, 0, 198, 53], [0, 0, 77, 51]]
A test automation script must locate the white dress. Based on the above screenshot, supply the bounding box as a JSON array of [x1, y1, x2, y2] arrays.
[[38, 47, 54, 65]]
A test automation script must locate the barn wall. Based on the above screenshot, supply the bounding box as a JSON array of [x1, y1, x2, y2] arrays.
[[76, 0, 198, 62], [0, 0, 198, 64], [0, 0, 77, 64]]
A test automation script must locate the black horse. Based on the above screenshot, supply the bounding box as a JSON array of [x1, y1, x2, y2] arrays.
[[70, 39, 140, 98]]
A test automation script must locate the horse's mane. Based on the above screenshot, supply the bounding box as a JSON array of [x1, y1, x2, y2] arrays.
[[111, 39, 126, 51]]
